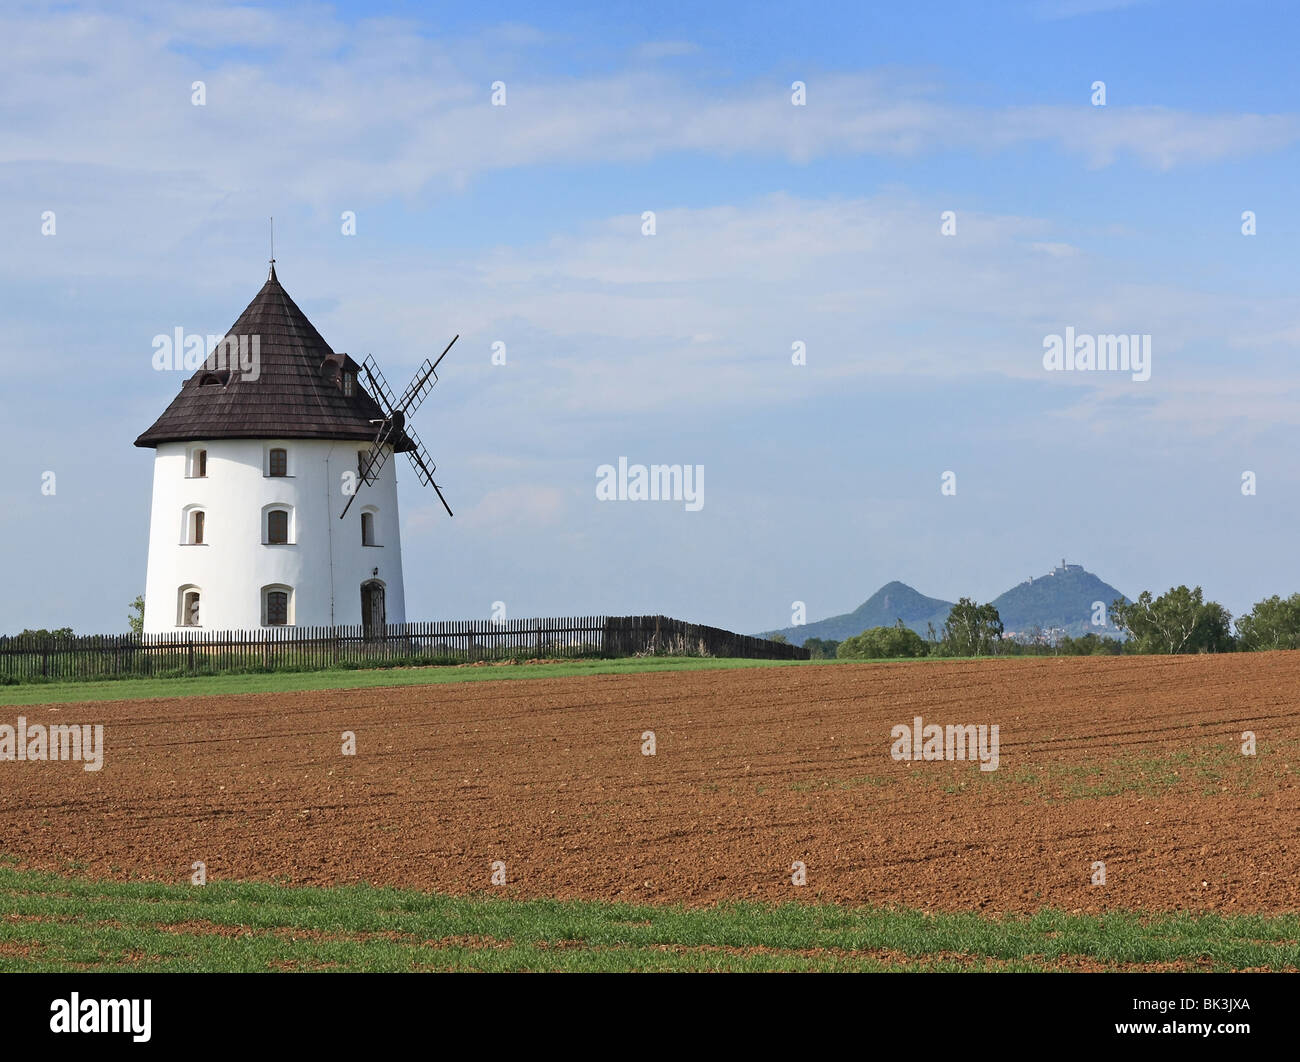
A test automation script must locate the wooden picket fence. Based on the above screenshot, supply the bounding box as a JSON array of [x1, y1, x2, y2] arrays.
[[0, 615, 806, 683]]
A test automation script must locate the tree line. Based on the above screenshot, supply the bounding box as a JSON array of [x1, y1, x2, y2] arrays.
[[797, 586, 1300, 659]]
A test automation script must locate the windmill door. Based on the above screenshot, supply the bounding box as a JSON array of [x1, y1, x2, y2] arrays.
[[361, 581, 386, 639]]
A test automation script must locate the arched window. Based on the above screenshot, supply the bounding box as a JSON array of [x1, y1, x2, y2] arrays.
[[178, 586, 201, 627], [361, 509, 378, 546], [268, 448, 288, 477], [265, 507, 291, 545], [181, 506, 207, 545], [261, 585, 293, 626]]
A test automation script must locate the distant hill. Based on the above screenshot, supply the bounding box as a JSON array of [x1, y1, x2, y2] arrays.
[[764, 564, 1129, 646], [990, 563, 1128, 638], [766, 581, 954, 645]]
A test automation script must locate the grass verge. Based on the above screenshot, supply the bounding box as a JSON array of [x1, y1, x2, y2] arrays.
[[0, 656, 823, 707], [0, 654, 1016, 707], [0, 864, 1294, 972]]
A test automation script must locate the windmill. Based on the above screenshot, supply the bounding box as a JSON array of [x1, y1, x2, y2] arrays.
[[340, 334, 458, 520]]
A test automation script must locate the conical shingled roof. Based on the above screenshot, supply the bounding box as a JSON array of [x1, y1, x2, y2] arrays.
[[134, 266, 412, 451]]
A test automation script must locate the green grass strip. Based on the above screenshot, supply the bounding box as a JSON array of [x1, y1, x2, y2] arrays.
[[0, 864, 1294, 972], [0, 654, 1009, 707], [0, 656, 826, 707]]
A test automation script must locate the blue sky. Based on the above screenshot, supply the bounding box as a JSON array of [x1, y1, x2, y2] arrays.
[[3, 0, 1299, 634]]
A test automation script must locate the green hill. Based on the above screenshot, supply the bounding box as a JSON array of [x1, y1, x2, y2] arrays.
[[766, 581, 954, 645], [765, 564, 1130, 646], [990, 564, 1128, 638]]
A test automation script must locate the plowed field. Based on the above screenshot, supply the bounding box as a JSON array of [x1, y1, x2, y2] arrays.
[[3, 654, 1298, 912]]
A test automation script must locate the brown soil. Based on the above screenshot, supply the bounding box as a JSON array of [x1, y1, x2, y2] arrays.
[[2, 653, 1297, 912]]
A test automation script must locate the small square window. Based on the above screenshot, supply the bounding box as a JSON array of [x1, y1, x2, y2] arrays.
[[269, 448, 288, 477]]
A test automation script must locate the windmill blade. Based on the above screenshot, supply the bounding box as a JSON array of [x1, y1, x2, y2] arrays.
[[339, 480, 364, 520], [353, 337, 457, 520], [359, 435, 393, 484], [360, 355, 398, 415], [395, 335, 458, 416], [395, 357, 436, 414], [400, 426, 436, 485], [339, 430, 394, 519], [403, 427, 453, 517]]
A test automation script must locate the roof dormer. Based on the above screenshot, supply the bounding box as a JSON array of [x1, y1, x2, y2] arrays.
[[320, 352, 362, 397]]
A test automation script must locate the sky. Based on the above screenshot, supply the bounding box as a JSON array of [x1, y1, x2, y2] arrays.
[[2, 0, 1299, 635]]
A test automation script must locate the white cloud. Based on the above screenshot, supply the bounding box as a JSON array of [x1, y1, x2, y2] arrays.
[[271, 192, 1300, 441], [0, 2, 1292, 226], [457, 484, 567, 533], [3, 4, 1297, 445]]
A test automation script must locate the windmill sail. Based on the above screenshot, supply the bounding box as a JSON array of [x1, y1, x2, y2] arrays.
[[339, 336, 457, 519]]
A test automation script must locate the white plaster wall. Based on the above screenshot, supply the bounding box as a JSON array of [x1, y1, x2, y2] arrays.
[[142, 439, 406, 632]]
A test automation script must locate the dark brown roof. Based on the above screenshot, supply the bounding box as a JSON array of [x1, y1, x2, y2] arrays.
[[134, 266, 412, 451]]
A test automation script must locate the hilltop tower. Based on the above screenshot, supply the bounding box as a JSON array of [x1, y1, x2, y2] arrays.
[[134, 266, 411, 634]]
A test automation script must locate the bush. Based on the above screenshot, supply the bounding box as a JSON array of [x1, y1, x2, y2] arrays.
[[1053, 632, 1127, 656], [838, 622, 927, 659], [802, 637, 841, 660]]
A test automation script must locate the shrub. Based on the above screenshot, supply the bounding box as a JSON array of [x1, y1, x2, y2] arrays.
[[838, 622, 927, 659]]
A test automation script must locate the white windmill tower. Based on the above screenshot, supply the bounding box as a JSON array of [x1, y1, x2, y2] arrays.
[[134, 262, 455, 635]]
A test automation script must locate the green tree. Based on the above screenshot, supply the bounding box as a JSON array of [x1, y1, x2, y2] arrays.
[[128, 595, 145, 636], [940, 598, 1003, 656], [11, 627, 74, 648], [802, 637, 841, 659], [1235, 593, 1300, 651], [1055, 632, 1125, 656], [838, 621, 927, 659], [1110, 586, 1233, 654], [767, 633, 789, 645]]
